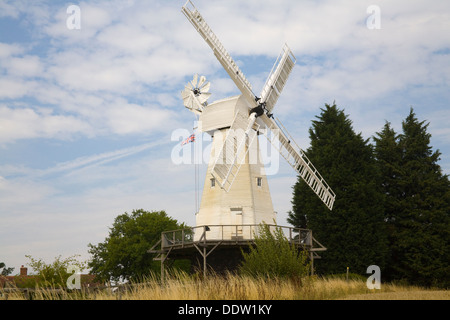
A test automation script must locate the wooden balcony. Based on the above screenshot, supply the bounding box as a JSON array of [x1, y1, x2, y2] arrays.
[[149, 224, 326, 281]]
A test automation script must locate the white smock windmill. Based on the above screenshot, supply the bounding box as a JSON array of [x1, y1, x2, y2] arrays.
[[180, 1, 336, 241]]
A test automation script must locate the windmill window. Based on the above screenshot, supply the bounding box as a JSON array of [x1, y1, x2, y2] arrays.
[[230, 207, 243, 215], [210, 178, 216, 188], [256, 177, 262, 187]]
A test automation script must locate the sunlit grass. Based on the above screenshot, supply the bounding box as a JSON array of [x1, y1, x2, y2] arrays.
[[1, 272, 448, 300]]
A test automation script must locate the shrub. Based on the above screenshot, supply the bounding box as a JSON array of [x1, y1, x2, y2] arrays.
[[239, 223, 310, 281], [25, 254, 87, 288]]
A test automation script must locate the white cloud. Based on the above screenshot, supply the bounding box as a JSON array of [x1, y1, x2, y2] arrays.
[[96, 23, 163, 54], [106, 103, 174, 135], [42, 141, 167, 177], [43, 2, 113, 41], [427, 109, 450, 145], [0, 79, 32, 99], [6, 55, 43, 77], [0, 175, 56, 214], [0, 43, 24, 58], [0, 1, 20, 18], [45, 49, 133, 92], [0, 105, 92, 143]]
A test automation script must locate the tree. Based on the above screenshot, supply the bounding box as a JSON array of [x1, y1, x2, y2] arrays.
[[0, 262, 14, 276], [374, 109, 450, 287], [288, 103, 388, 275], [24, 254, 87, 288], [88, 209, 188, 283], [373, 122, 403, 223], [373, 122, 403, 280], [239, 223, 310, 280]]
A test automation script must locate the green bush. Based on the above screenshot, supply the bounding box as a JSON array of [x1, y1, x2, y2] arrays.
[[239, 223, 310, 281], [25, 254, 87, 288]]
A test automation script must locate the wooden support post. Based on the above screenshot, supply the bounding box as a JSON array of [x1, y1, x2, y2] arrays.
[[193, 241, 222, 280], [161, 232, 165, 284], [203, 246, 207, 278], [160, 252, 165, 284]]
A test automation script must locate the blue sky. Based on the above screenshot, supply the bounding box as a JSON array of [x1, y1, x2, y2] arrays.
[[1, 0, 449, 274]]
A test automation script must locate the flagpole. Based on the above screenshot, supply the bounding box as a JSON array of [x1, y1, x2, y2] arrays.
[[194, 120, 199, 215]]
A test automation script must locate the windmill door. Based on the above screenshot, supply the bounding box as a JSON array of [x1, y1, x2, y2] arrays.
[[230, 207, 243, 238]]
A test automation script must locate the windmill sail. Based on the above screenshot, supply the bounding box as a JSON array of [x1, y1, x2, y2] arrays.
[[208, 44, 297, 193], [210, 108, 259, 192], [260, 44, 297, 115], [182, 0, 336, 210], [182, 0, 256, 107], [260, 116, 336, 210]]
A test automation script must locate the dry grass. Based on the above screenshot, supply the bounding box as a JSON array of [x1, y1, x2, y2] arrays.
[[1, 272, 448, 300], [94, 273, 302, 300], [341, 289, 450, 300]]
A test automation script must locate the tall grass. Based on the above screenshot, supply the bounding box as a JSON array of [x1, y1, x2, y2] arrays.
[[1, 272, 448, 300]]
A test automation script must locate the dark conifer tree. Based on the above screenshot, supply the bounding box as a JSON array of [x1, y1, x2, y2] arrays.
[[288, 103, 388, 275], [373, 122, 403, 280], [375, 109, 450, 287]]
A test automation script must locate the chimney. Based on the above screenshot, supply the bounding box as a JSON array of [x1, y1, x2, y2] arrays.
[[20, 265, 28, 276]]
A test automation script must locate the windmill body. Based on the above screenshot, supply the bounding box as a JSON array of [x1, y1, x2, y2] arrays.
[[195, 95, 275, 241], [180, 1, 336, 242]]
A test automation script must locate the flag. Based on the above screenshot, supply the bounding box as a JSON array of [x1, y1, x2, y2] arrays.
[[181, 134, 195, 146]]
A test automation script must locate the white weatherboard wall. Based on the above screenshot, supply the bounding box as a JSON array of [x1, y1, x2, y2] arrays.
[[195, 95, 276, 241]]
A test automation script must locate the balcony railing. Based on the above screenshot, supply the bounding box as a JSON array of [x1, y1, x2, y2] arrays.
[[159, 224, 312, 249]]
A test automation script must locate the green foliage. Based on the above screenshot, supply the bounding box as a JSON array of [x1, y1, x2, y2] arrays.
[[288, 103, 388, 275], [24, 254, 87, 288], [289, 105, 449, 288], [239, 223, 310, 280], [88, 209, 189, 283], [0, 262, 14, 276], [374, 109, 450, 288]]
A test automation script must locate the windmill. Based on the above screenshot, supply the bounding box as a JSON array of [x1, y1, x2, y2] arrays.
[[180, 1, 336, 241]]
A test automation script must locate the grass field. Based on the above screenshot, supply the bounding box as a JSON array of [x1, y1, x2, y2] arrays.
[[1, 273, 448, 300]]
